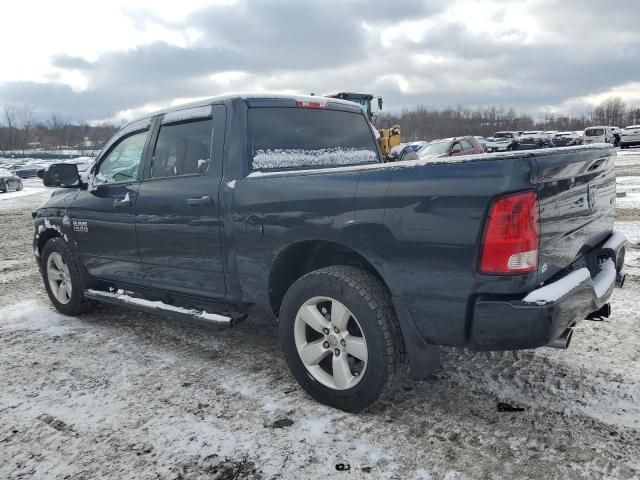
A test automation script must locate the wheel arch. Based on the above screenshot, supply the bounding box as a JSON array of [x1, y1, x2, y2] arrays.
[[37, 228, 62, 259], [268, 240, 388, 317]]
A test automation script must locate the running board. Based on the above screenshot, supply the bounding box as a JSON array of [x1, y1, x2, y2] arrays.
[[84, 289, 246, 329]]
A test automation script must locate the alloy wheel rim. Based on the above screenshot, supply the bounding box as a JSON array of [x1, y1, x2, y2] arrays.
[[47, 252, 72, 304], [294, 296, 368, 391]]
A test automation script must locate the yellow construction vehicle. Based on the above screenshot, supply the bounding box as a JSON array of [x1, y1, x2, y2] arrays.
[[324, 92, 401, 160]]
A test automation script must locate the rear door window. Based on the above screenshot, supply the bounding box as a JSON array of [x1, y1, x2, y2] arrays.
[[248, 108, 379, 171], [150, 119, 213, 178], [460, 139, 474, 150]]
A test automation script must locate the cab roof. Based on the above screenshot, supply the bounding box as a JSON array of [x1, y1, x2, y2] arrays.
[[120, 93, 359, 131]]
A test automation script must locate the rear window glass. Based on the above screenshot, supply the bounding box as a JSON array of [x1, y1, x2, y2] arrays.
[[586, 128, 604, 136], [249, 108, 379, 171]]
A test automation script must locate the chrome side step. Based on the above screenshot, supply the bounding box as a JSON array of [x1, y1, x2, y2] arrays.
[[84, 289, 246, 329]]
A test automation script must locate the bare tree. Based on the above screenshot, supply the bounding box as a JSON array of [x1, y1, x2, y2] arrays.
[[19, 106, 35, 153], [4, 105, 18, 151]]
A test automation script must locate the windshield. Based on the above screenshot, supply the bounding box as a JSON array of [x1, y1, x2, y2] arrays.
[[494, 132, 512, 139], [0, 169, 13, 176], [420, 142, 450, 155], [523, 131, 539, 135], [586, 128, 604, 136], [343, 98, 371, 118]]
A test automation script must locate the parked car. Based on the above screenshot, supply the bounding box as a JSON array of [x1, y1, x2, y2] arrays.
[[0, 168, 23, 193], [393, 141, 430, 162], [402, 136, 484, 161], [620, 125, 640, 149], [473, 136, 488, 152], [33, 94, 627, 412], [583, 126, 615, 145], [484, 131, 521, 152], [553, 131, 582, 147], [519, 131, 553, 149]]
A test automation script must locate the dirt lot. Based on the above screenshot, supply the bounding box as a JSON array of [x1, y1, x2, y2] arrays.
[[1, 154, 639, 479]]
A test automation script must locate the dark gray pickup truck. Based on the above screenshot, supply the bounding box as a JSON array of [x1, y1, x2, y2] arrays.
[[33, 94, 627, 411]]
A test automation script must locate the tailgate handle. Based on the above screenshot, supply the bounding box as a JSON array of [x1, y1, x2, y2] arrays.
[[588, 159, 605, 171], [187, 195, 213, 207]]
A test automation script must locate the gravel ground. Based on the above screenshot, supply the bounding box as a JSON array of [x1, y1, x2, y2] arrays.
[[1, 155, 639, 480]]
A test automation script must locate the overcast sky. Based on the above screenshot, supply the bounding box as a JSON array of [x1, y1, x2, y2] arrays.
[[1, 0, 639, 124]]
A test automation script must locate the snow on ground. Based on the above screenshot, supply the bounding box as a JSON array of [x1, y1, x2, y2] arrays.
[[0, 178, 51, 210], [0, 155, 639, 479]]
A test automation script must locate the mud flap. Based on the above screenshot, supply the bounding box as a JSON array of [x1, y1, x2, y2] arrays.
[[392, 296, 441, 380]]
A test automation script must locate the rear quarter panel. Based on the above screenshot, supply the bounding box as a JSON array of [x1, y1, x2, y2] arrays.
[[380, 156, 537, 345]]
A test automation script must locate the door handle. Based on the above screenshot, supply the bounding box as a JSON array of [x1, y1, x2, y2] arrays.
[[113, 192, 132, 208], [187, 195, 213, 207]]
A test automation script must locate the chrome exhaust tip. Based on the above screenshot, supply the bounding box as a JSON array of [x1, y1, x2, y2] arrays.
[[548, 328, 573, 349]]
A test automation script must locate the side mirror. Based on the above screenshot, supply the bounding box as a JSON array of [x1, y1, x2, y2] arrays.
[[43, 163, 81, 188], [378, 98, 383, 110]]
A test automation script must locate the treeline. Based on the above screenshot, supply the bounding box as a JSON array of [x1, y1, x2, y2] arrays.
[[379, 97, 640, 142], [0, 105, 119, 153]]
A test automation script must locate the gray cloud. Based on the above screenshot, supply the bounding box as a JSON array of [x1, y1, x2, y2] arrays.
[[1, 0, 639, 122]]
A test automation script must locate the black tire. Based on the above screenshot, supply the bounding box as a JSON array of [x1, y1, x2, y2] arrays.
[[279, 266, 408, 412], [16, 180, 23, 191], [1, 180, 8, 193], [41, 237, 95, 316]]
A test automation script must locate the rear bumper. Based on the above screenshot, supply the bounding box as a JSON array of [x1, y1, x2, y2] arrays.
[[486, 145, 510, 152], [470, 230, 628, 350]]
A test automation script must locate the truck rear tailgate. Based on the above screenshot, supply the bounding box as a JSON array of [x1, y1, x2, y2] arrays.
[[534, 145, 617, 284]]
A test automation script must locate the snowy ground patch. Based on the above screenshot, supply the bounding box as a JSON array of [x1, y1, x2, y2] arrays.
[[0, 178, 50, 210], [0, 300, 72, 336]]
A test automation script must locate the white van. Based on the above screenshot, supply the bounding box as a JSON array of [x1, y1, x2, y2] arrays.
[[583, 126, 614, 144]]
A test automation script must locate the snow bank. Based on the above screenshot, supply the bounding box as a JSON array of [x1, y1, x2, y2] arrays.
[[252, 148, 377, 170], [0, 178, 50, 210]]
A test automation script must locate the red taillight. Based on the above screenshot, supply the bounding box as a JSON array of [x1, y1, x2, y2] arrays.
[[479, 191, 539, 275], [295, 99, 328, 109]]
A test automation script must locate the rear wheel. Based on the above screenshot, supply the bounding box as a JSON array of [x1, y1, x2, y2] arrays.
[[16, 180, 23, 191], [41, 238, 95, 316], [1, 180, 8, 193], [279, 266, 407, 412]]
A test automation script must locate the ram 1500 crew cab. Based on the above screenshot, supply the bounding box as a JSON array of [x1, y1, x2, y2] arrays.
[[34, 94, 627, 411]]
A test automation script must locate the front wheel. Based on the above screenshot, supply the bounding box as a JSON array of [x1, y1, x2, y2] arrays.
[[279, 266, 407, 412], [41, 238, 95, 316], [16, 180, 23, 191]]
